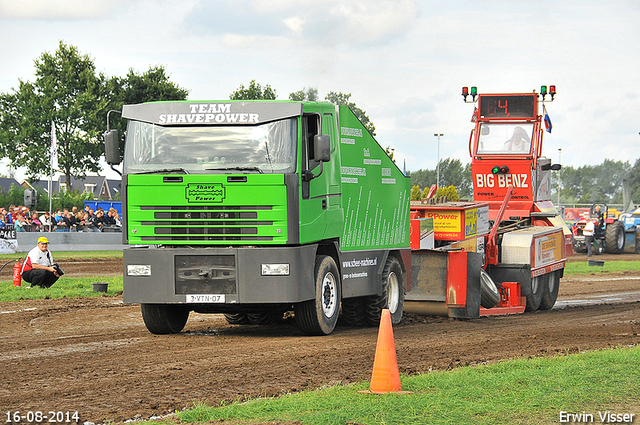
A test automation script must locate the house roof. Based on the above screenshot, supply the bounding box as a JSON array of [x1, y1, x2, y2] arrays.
[[30, 175, 121, 199], [0, 177, 21, 193]]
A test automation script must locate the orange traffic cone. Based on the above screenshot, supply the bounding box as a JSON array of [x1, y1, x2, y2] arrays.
[[363, 309, 410, 394]]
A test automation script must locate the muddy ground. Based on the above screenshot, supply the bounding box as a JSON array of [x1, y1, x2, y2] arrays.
[[0, 253, 638, 423]]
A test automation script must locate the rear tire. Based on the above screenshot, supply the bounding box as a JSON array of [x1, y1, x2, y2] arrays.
[[341, 297, 367, 326], [525, 276, 543, 312], [223, 313, 251, 325], [140, 303, 189, 334], [539, 271, 560, 310], [295, 255, 341, 335], [247, 311, 283, 325], [364, 256, 404, 326], [604, 221, 624, 254]]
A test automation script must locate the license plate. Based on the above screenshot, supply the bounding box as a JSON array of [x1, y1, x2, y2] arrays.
[[186, 294, 225, 303]]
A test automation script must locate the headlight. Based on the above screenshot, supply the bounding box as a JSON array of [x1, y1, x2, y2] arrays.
[[127, 264, 151, 276], [261, 263, 290, 276]]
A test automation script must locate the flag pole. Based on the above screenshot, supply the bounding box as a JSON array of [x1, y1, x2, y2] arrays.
[[49, 121, 55, 232]]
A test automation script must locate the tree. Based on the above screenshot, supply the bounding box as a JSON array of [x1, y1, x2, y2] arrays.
[[436, 185, 460, 202], [108, 65, 189, 158], [324, 92, 376, 136], [410, 184, 422, 201], [0, 41, 108, 188], [230, 80, 277, 100], [408, 159, 473, 200], [289, 87, 318, 101]]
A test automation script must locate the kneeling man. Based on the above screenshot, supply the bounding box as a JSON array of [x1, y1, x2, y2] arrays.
[[22, 237, 61, 288]]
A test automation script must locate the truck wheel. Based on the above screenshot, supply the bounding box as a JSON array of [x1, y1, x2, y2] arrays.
[[247, 311, 283, 325], [295, 255, 341, 335], [480, 270, 501, 309], [341, 297, 367, 326], [604, 221, 624, 254], [364, 256, 404, 326], [223, 313, 251, 325], [140, 303, 189, 334], [525, 276, 543, 312], [539, 271, 560, 310]]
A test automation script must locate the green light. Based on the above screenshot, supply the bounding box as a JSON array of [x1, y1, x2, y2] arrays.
[[491, 166, 500, 174], [541, 85, 548, 95], [470, 86, 477, 96]]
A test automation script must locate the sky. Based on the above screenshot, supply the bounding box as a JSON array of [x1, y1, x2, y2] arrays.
[[1, 0, 639, 182]]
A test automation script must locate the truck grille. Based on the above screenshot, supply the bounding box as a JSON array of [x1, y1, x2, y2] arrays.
[[134, 205, 280, 243]]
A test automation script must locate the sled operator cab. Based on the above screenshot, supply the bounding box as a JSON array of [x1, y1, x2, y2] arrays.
[[463, 86, 572, 254]]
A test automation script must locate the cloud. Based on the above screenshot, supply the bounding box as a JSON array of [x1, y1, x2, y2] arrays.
[[184, 0, 420, 46], [0, 0, 124, 19]]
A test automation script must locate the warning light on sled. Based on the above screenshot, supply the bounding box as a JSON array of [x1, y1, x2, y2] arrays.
[[462, 86, 478, 102], [541, 85, 556, 101], [491, 165, 509, 175]]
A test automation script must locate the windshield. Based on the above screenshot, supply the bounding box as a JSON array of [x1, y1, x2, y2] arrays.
[[477, 123, 534, 154], [123, 118, 297, 174]]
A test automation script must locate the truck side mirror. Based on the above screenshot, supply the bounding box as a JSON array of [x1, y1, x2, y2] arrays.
[[104, 130, 121, 165], [314, 135, 331, 162]]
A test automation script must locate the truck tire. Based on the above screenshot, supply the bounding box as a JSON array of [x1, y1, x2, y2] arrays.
[[604, 221, 625, 254], [480, 270, 501, 309], [295, 255, 341, 336], [525, 276, 543, 312], [140, 303, 189, 334], [247, 311, 283, 325], [539, 271, 560, 310], [341, 297, 367, 326], [223, 313, 251, 325], [364, 256, 404, 326]]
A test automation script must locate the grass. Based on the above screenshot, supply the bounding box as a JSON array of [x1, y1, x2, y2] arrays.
[[564, 259, 640, 275], [0, 250, 123, 262], [170, 346, 640, 425], [0, 275, 122, 302]]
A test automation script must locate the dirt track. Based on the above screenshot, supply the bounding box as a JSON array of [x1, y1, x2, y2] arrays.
[[1, 253, 639, 423]]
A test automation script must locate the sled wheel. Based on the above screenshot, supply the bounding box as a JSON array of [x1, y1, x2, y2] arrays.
[[525, 276, 543, 312], [539, 271, 560, 311], [480, 269, 501, 309]]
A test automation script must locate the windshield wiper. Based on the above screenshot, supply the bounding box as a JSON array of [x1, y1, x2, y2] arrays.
[[135, 168, 190, 175], [206, 166, 264, 174]]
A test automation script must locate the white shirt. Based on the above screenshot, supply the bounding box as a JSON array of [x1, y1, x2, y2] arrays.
[[583, 221, 595, 237], [22, 246, 53, 274]]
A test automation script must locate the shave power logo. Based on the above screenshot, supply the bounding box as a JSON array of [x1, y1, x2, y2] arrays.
[[186, 183, 226, 203]]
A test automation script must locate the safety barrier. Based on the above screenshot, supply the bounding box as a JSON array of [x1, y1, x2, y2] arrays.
[[15, 232, 123, 252]]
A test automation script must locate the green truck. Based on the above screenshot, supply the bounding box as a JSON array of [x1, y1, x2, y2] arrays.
[[105, 100, 410, 335]]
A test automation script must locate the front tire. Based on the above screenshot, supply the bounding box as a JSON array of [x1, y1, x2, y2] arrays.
[[295, 255, 341, 335], [140, 303, 189, 334], [364, 256, 405, 326]]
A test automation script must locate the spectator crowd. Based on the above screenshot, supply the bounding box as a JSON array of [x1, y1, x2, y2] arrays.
[[0, 204, 122, 232]]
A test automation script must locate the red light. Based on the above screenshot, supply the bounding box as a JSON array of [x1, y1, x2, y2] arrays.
[[549, 85, 556, 94], [462, 87, 469, 96]]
